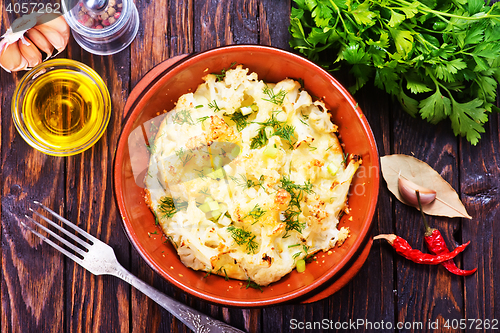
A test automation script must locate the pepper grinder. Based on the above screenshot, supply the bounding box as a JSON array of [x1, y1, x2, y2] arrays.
[[62, 0, 139, 55]]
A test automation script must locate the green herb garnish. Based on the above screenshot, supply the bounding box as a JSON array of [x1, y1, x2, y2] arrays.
[[228, 111, 250, 131], [279, 175, 314, 235], [244, 278, 263, 292], [213, 62, 237, 82], [174, 147, 194, 166], [227, 225, 258, 254], [208, 100, 222, 112], [289, 0, 500, 145], [229, 174, 265, 190], [172, 109, 195, 125], [197, 115, 210, 123], [245, 204, 266, 224], [158, 196, 188, 219], [262, 84, 287, 105], [250, 115, 296, 149]]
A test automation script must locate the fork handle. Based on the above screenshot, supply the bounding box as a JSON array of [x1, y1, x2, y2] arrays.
[[111, 264, 246, 333]]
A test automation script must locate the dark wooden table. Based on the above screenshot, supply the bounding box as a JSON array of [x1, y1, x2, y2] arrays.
[[1, 1, 499, 332]]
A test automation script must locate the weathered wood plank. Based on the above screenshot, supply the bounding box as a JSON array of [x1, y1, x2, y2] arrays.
[[0, 6, 67, 332], [332, 83, 395, 332], [193, 0, 234, 51], [391, 107, 464, 331], [0, 82, 66, 333], [60, 29, 133, 332], [130, 0, 171, 89], [259, 0, 291, 49], [460, 112, 500, 325], [129, 1, 197, 332]]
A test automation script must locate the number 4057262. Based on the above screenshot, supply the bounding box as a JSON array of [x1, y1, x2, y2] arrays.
[[444, 318, 498, 330], [5, 2, 61, 14]]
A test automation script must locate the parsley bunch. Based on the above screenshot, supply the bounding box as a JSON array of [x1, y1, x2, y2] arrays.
[[290, 0, 500, 144]]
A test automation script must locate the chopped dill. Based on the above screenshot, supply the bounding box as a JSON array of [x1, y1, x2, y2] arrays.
[[215, 266, 229, 281], [166, 235, 178, 249], [262, 84, 287, 105], [208, 100, 222, 112], [145, 142, 156, 154], [158, 196, 188, 219], [342, 152, 349, 165], [274, 124, 296, 147], [245, 204, 266, 224], [149, 121, 159, 133], [244, 278, 263, 292], [227, 225, 258, 254], [229, 174, 265, 190], [299, 111, 309, 126], [197, 115, 210, 123], [213, 62, 237, 82], [297, 78, 304, 90], [250, 115, 296, 149], [172, 109, 195, 125], [279, 175, 314, 235], [198, 186, 210, 196], [175, 147, 194, 166], [291, 244, 315, 262], [228, 111, 250, 131]]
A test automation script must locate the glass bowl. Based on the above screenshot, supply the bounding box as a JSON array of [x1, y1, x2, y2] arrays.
[[12, 59, 111, 156]]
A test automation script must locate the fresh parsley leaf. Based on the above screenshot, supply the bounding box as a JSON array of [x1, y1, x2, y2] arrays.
[[290, 0, 500, 144]]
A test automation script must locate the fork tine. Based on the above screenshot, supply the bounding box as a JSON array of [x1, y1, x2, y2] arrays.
[[33, 201, 99, 243], [24, 214, 88, 257], [30, 208, 92, 250], [21, 219, 84, 264]]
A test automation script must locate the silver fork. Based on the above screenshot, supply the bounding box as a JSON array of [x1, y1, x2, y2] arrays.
[[22, 201, 245, 333]]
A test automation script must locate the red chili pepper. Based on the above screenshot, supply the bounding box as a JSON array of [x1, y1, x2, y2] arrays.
[[416, 191, 477, 276], [424, 229, 477, 276], [374, 234, 469, 265]]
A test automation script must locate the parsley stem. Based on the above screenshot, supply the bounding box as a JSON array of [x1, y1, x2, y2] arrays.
[[392, 0, 500, 20]]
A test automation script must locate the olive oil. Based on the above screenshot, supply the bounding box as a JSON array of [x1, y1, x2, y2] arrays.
[[22, 69, 106, 152]]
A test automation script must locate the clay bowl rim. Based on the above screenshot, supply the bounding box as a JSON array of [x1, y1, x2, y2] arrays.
[[113, 44, 380, 307]]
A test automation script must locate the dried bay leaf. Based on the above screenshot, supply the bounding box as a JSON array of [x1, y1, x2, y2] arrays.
[[380, 154, 471, 219]]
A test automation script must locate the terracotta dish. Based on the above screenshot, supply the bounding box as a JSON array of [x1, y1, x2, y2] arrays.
[[114, 45, 379, 307]]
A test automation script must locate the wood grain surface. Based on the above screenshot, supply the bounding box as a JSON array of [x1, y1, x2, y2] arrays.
[[1, 0, 499, 332]]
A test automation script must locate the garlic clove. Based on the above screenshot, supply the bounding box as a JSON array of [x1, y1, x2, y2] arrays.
[[12, 54, 29, 72], [25, 28, 54, 59], [0, 42, 24, 72], [32, 25, 66, 54], [18, 37, 42, 68], [0, 13, 38, 54], [398, 176, 437, 206], [35, 13, 70, 46]]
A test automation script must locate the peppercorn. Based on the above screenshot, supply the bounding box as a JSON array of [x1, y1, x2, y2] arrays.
[[77, 0, 123, 29]]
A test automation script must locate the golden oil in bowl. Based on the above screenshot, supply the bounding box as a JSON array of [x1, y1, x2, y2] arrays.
[[12, 59, 111, 156]]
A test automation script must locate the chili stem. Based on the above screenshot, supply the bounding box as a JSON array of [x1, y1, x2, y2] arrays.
[[416, 190, 430, 232]]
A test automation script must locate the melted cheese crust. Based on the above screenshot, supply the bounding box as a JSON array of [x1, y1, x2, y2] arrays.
[[144, 66, 360, 286]]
